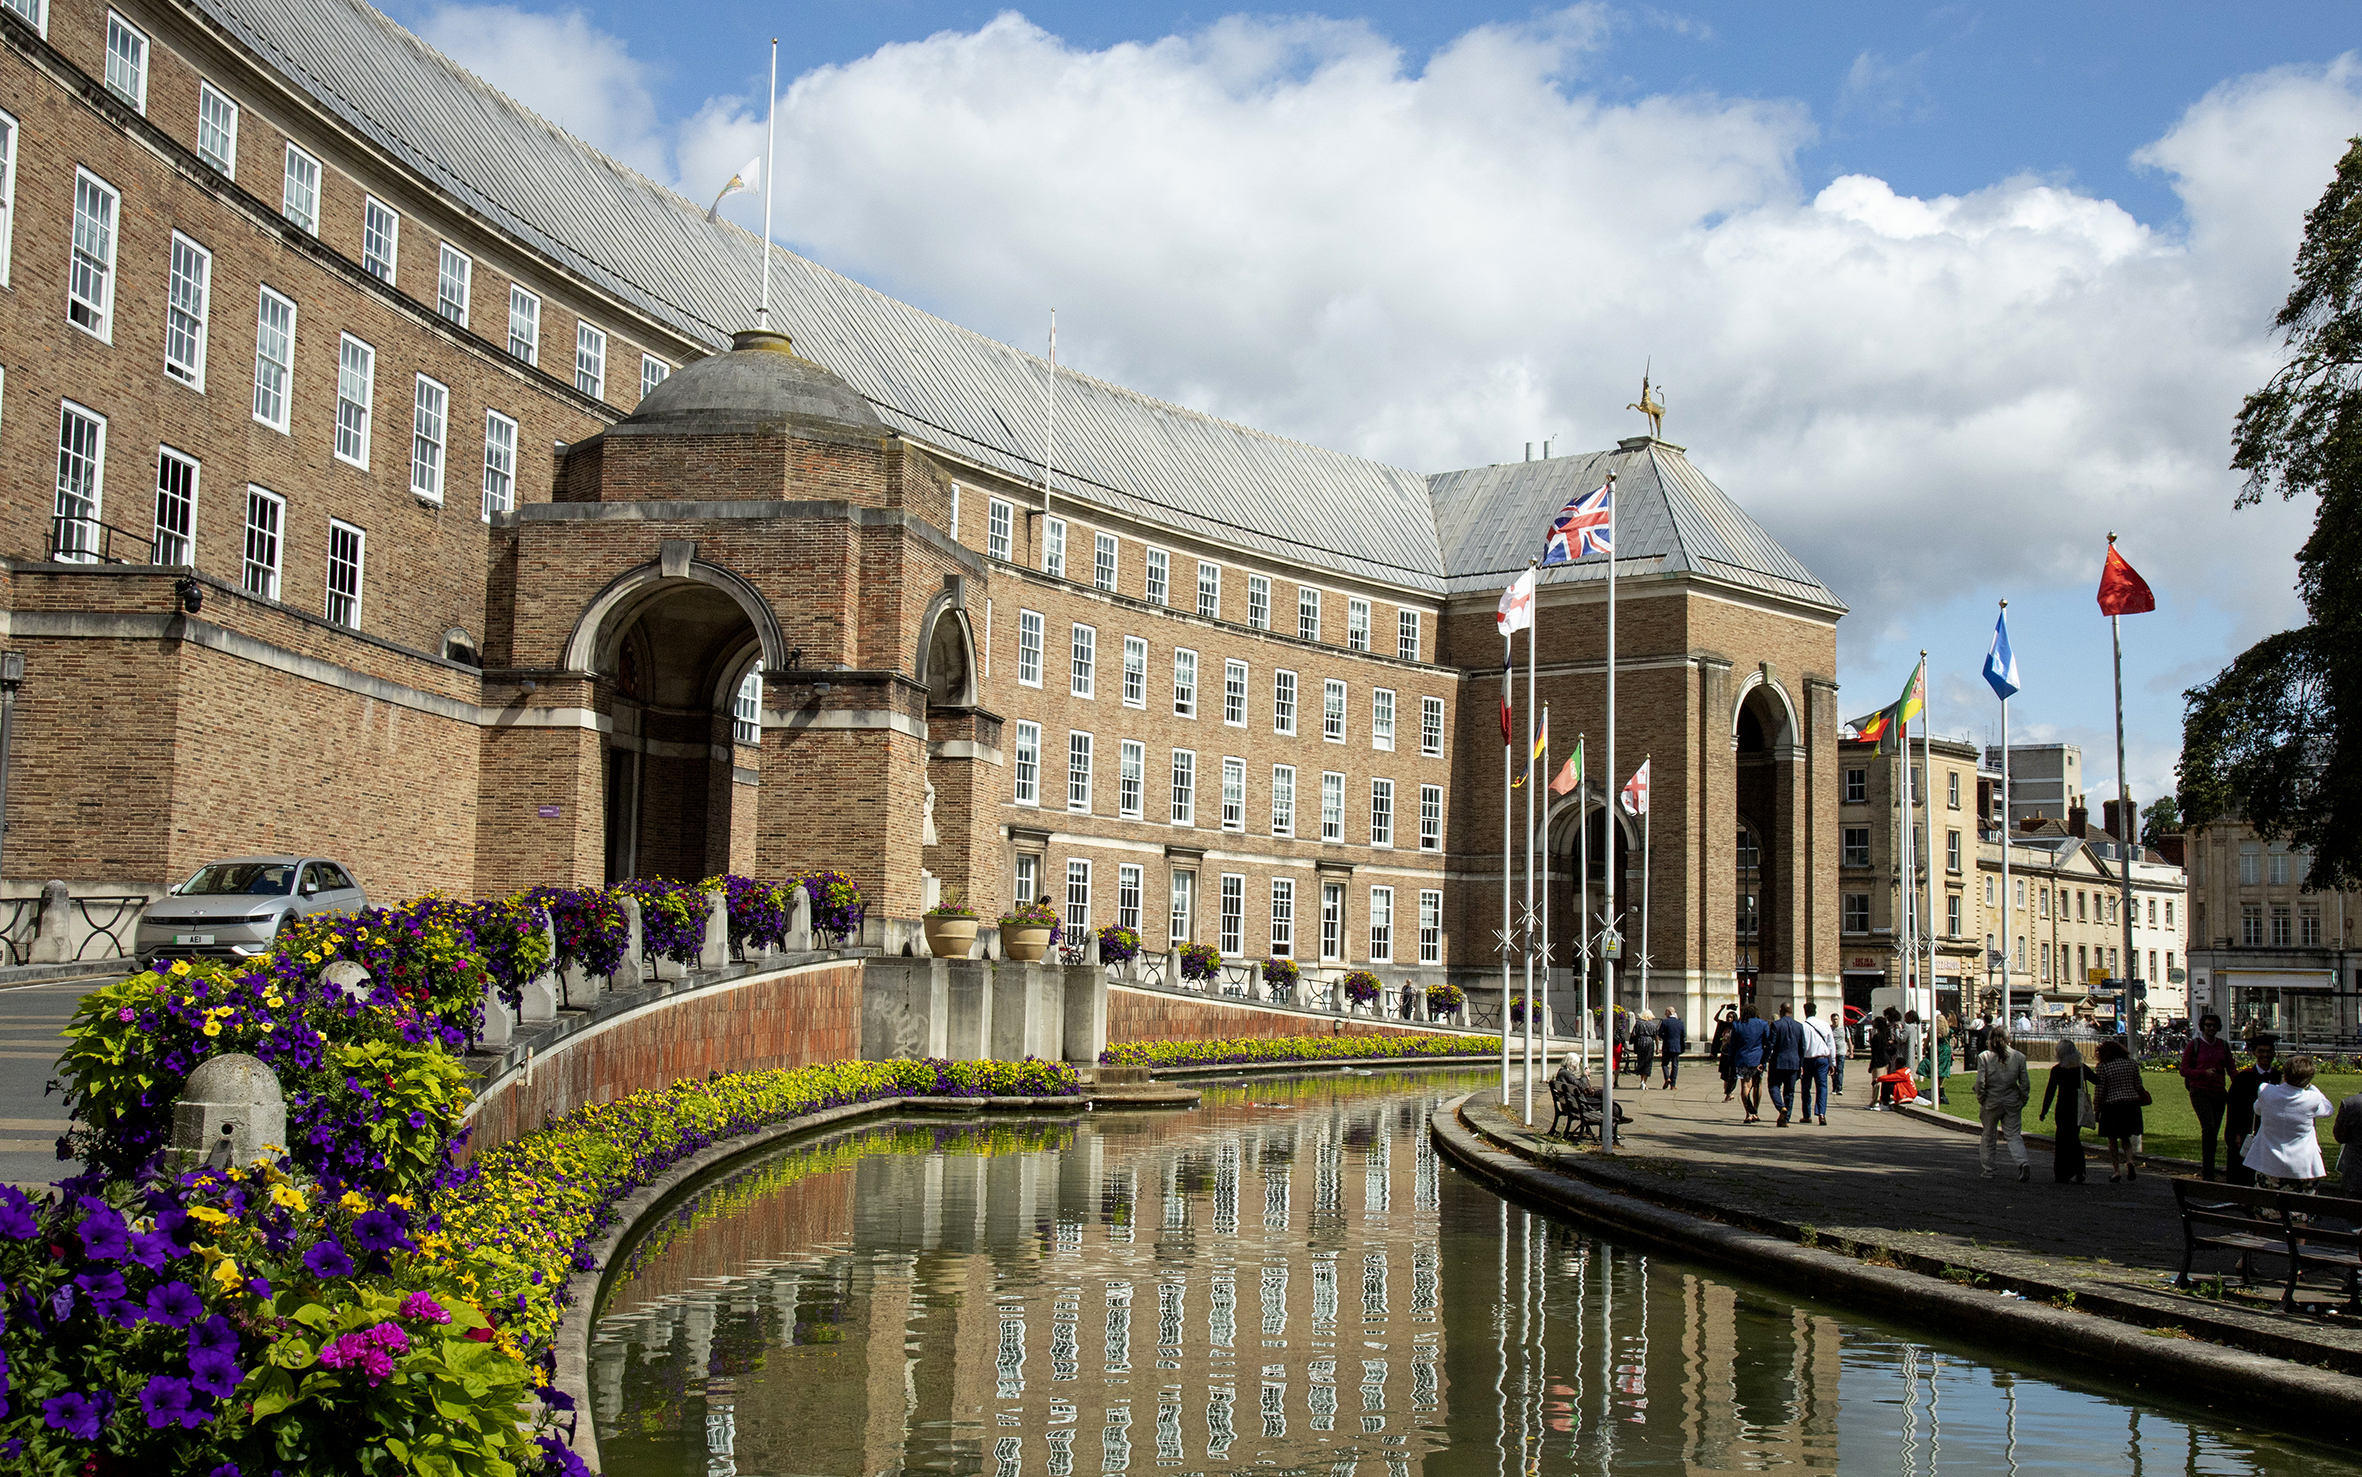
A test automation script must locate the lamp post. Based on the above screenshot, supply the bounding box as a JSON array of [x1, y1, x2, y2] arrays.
[[0, 651, 24, 885]]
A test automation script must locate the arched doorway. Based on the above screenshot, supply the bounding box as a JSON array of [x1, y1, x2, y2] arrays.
[[1733, 675, 1801, 1006], [1543, 793, 1639, 1028], [566, 560, 787, 884]]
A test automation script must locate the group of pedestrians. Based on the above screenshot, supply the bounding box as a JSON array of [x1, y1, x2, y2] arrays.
[[1971, 1029, 2149, 1182], [1708, 1002, 1842, 1125], [2177, 1015, 2362, 1192]]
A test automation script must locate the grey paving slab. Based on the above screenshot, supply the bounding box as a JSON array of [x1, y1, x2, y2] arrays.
[[0, 978, 96, 1189]]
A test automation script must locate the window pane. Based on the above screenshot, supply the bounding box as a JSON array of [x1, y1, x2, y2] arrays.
[[243, 486, 282, 599], [987, 499, 1012, 561], [1144, 548, 1167, 604], [733, 665, 764, 745], [325, 520, 364, 628], [335, 335, 374, 466], [508, 286, 540, 363], [640, 353, 669, 399], [436, 244, 471, 325], [1197, 562, 1220, 619], [53, 404, 105, 563], [575, 322, 606, 397], [281, 146, 318, 233], [362, 198, 399, 283], [69, 171, 118, 335], [105, 13, 147, 110], [197, 84, 239, 176], [411, 376, 447, 501], [1013, 722, 1040, 803], [252, 288, 294, 429], [1248, 575, 1269, 630], [164, 234, 210, 387], [152, 448, 197, 566], [481, 411, 516, 517]]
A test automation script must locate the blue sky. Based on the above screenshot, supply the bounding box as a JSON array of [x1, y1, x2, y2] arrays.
[[393, 2, 2362, 810]]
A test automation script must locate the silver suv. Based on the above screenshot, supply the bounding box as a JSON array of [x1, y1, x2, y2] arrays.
[[135, 856, 370, 962]]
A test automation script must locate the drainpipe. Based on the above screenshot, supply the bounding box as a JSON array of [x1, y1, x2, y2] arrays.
[[0, 652, 24, 886]]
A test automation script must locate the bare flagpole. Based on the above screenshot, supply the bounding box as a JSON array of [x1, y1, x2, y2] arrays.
[[1578, 744, 1591, 1080], [1601, 473, 1618, 1151], [1502, 630, 1514, 1108], [1042, 310, 1058, 501], [757, 38, 777, 330], [2000, 602, 2013, 1031], [1523, 559, 1540, 1125], [1921, 648, 1937, 1090]]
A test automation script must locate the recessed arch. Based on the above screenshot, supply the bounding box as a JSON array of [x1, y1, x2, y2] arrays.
[[1731, 668, 1801, 753], [917, 595, 979, 707], [561, 557, 789, 678]]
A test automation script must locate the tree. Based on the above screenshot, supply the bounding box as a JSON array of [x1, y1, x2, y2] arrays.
[[2139, 794, 2181, 847], [2182, 136, 2362, 887]]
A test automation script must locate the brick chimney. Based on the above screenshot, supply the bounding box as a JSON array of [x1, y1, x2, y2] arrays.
[[2103, 799, 2131, 844], [2068, 804, 2088, 838]]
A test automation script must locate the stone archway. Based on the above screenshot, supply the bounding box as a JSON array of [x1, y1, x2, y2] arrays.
[[1733, 675, 1804, 1008]]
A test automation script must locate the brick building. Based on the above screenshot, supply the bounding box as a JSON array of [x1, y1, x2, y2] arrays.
[[0, 0, 1845, 1008]]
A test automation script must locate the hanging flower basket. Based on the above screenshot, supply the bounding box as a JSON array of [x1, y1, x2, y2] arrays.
[[1344, 970, 1381, 1007]]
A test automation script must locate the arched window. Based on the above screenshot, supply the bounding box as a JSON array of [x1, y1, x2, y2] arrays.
[[732, 662, 762, 746], [1736, 820, 1763, 941]]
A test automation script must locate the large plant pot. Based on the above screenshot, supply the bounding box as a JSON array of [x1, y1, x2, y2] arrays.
[[924, 916, 979, 959], [1004, 924, 1053, 963]]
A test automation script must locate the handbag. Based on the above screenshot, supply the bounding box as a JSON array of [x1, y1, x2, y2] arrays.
[[2137, 1081, 2154, 1107], [2077, 1073, 2096, 1126]]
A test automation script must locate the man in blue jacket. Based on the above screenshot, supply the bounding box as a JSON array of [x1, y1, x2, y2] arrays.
[[1766, 1001, 1808, 1127], [1730, 1004, 1772, 1123], [1659, 1006, 1688, 1089]]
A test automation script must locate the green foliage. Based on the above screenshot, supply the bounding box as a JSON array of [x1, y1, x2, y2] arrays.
[[1101, 1034, 1500, 1067]]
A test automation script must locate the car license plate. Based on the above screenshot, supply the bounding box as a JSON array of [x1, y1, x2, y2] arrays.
[[172, 933, 214, 946]]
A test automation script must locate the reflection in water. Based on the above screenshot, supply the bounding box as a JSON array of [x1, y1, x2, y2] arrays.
[[590, 1072, 2353, 1476]]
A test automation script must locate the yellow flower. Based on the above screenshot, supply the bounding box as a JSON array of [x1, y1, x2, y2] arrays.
[[185, 1205, 231, 1226], [202, 1019, 222, 1037], [171, 959, 190, 975], [271, 1183, 307, 1212], [211, 1256, 244, 1290], [340, 1190, 373, 1214]]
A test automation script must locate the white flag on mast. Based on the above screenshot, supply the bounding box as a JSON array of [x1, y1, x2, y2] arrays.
[[706, 156, 762, 222], [1497, 568, 1536, 635]]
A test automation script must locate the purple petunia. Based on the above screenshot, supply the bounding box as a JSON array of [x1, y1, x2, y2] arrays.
[[138, 1374, 208, 1430], [397, 1290, 451, 1324], [73, 1269, 126, 1303], [209, 1466, 242, 1477], [189, 1347, 242, 1400], [75, 1201, 129, 1261], [189, 1314, 240, 1359], [303, 1240, 355, 1279], [147, 1280, 204, 1328], [0, 1186, 35, 1241], [41, 1389, 110, 1440], [124, 1228, 178, 1270], [350, 1209, 405, 1253], [537, 1433, 593, 1477]]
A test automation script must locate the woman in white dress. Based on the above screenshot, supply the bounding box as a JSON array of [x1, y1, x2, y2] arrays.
[[2242, 1053, 2337, 1189]]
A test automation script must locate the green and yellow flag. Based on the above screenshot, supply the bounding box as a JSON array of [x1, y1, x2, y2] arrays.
[[1849, 659, 1926, 754]]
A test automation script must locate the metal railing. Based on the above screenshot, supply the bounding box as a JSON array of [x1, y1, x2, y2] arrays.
[[1112, 950, 1489, 1030], [0, 896, 43, 966], [69, 896, 147, 960], [49, 514, 158, 566]]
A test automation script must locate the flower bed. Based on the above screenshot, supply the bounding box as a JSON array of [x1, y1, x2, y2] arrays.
[[525, 886, 630, 980], [433, 1057, 1080, 1354], [1099, 1035, 1504, 1068], [615, 878, 711, 965]]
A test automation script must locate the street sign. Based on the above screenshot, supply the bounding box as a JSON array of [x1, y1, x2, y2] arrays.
[[1600, 931, 1623, 960]]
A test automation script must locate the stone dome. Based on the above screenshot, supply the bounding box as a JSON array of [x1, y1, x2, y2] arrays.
[[614, 328, 885, 439]]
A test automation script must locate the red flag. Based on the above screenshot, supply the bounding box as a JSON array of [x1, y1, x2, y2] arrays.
[[2097, 538, 2155, 616]]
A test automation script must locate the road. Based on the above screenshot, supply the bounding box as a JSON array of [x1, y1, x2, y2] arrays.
[[0, 975, 106, 1189]]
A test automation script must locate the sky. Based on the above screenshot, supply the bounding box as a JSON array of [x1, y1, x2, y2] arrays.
[[379, 0, 2362, 812]]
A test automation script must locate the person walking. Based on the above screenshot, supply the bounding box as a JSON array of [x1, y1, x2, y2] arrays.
[[1799, 1008, 1834, 1125], [1936, 1015, 1955, 1105], [2178, 1013, 2235, 1180], [1730, 1004, 1771, 1124], [2092, 1038, 2150, 1182], [1973, 1025, 2032, 1181], [1828, 1011, 1849, 1098], [1631, 1010, 1659, 1090], [1969, 1011, 1990, 1059], [1767, 1002, 1806, 1126], [1659, 1007, 1686, 1090], [2039, 1038, 2094, 1184], [1711, 1005, 1740, 1101], [2242, 1054, 2337, 1189], [2227, 1036, 2284, 1187]]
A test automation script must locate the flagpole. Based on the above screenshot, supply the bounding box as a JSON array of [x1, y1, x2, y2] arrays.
[[2110, 534, 2136, 1036], [1503, 628, 1514, 1109], [1601, 472, 1617, 1151], [1522, 565, 1539, 1125], [1999, 601, 2012, 1035], [1577, 733, 1588, 1080], [1921, 648, 1936, 1091], [1540, 707, 1553, 1091], [1898, 698, 1915, 1082], [757, 38, 777, 330], [1042, 311, 1058, 503], [1638, 764, 1651, 1028]]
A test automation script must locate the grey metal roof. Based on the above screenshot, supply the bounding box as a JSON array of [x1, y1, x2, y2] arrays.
[[190, 0, 1448, 593], [1424, 441, 1847, 615]]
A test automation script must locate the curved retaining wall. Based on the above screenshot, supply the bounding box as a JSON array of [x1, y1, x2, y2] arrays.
[[463, 960, 865, 1155]]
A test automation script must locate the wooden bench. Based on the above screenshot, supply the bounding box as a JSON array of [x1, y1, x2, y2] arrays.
[[2172, 1178, 2362, 1313], [1546, 1076, 1631, 1146]]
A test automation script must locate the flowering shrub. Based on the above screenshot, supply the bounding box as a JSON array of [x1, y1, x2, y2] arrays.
[[433, 1058, 1080, 1354], [1343, 970, 1381, 1006], [279, 900, 492, 1052], [616, 878, 711, 965], [793, 870, 866, 945], [925, 886, 976, 920], [712, 875, 795, 955], [1509, 996, 1539, 1027], [1177, 942, 1222, 982], [1096, 925, 1141, 965], [454, 895, 555, 1011], [60, 960, 470, 1199], [523, 886, 630, 980], [1262, 958, 1300, 996], [0, 1159, 565, 1474], [1100, 1034, 1503, 1067], [1426, 983, 1467, 1013], [998, 900, 1062, 947]]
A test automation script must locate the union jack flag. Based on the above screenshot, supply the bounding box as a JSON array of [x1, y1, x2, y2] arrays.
[[1542, 482, 1612, 564]]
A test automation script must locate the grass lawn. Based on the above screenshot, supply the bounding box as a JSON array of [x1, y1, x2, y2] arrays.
[[1933, 1071, 2360, 1167]]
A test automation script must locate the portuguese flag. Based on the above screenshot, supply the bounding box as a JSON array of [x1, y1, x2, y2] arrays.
[[1850, 658, 1926, 754]]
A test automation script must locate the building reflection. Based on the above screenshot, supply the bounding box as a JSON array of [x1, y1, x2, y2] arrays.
[[589, 1078, 1848, 1476]]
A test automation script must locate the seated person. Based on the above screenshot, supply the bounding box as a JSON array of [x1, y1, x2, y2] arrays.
[[1874, 1064, 1921, 1107]]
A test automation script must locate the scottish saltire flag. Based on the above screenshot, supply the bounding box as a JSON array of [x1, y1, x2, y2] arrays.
[[1541, 483, 1613, 564], [1984, 610, 2021, 700]]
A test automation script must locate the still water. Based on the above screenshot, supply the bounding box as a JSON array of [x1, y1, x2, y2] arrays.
[[589, 1070, 2355, 1476]]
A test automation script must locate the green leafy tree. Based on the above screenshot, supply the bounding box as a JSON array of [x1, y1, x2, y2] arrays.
[[2139, 794, 2181, 847], [2183, 136, 2362, 886]]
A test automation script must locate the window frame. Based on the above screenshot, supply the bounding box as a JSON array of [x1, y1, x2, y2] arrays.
[[1274, 669, 1298, 736], [1397, 609, 1420, 662], [241, 483, 284, 600], [361, 196, 399, 283], [410, 373, 447, 503], [1173, 648, 1198, 719], [506, 284, 540, 364], [1219, 874, 1244, 955], [1841, 826, 1871, 869], [987, 498, 1013, 561], [1223, 659, 1248, 727], [1298, 586, 1322, 642], [1118, 739, 1145, 819], [1094, 531, 1118, 591], [1065, 859, 1092, 937], [280, 143, 320, 233], [574, 321, 607, 398], [324, 518, 365, 629], [1247, 574, 1271, 630], [1420, 695, 1444, 758], [1370, 778, 1394, 848], [1067, 730, 1094, 813], [1121, 635, 1147, 708], [732, 666, 763, 745], [1012, 721, 1041, 805], [1170, 749, 1196, 826], [1320, 771, 1344, 843], [1220, 756, 1246, 833], [1169, 869, 1195, 945], [1419, 890, 1442, 965], [1016, 609, 1044, 688], [1369, 886, 1394, 964], [435, 243, 471, 326], [1015, 853, 1040, 912], [1320, 881, 1345, 960], [1269, 879, 1295, 959], [196, 83, 238, 177], [164, 231, 212, 389], [68, 168, 120, 340], [1197, 562, 1221, 620], [1323, 679, 1347, 744], [1843, 768, 1867, 804], [1371, 688, 1395, 752], [1117, 863, 1143, 933], [250, 284, 295, 431], [1272, 763, 1296, 837], [1042, 516, 1066, 577], [639, 353, 669, 400], [1346, 597, 1370, 652], [0, 107, 16, 288], [481, 409, 517, 519], [151, 445, 198, 567], [1070, 622, 1097, 698], [334, 333, 375, 468], [52, 400, 108, 564], [104, 11, 149, 112], [1143, 546, 1168, 605], [1419, 784, 1441, 851], [1843, 894, 1871, 934]]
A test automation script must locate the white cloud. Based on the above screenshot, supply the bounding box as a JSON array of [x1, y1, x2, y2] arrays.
[[414, 4, 671, 179], [415, 5, 2362, 769]]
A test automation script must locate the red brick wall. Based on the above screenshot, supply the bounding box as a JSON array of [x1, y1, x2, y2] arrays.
[[460, 960, 866, 1157]]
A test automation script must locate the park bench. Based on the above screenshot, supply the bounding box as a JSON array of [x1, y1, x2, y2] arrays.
[[1546, 1076, 1631, 1147], [2171, 1178, 2362, 1314]]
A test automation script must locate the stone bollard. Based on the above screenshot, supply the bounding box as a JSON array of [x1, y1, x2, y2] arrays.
[[699, 888, 730, 972], [29, 879, 73, 964], [171, 1053, 286, 1169], [783, 885, 814, 953], [610, 896, 647, 993], [478, 980, 518, 1048], [321, 960, 374, 1003], [520, 910, 561, 1019]]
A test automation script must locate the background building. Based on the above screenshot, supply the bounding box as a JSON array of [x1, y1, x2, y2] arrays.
[[2183, 818, 2357, 1044]]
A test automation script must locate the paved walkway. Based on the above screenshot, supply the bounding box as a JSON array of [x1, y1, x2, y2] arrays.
[[1464, 1056, 2362, 1372], [0, 976, 99, 1188]]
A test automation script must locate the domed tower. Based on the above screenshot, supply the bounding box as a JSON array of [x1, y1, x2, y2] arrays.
[[481, 329, 993, 922]]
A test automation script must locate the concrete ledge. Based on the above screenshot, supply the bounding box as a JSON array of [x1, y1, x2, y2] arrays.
[[1431, 1093, 2362, 1442], [1148, 1052, 1511, 1079], [0, 956, 135, 992], [549, 1092, 1086, 1473]]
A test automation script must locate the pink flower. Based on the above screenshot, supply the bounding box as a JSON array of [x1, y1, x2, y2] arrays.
[[365, 1321, 410, 1354], [397, 1291, 451, 1324]]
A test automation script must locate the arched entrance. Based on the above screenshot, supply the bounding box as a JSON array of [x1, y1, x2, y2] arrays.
[[1733, 674, 1802, 1007], [1543, 793, 1640, 1028], [566, 559, 787, 883]]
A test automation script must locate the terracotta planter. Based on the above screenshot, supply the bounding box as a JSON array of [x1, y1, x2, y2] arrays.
[[1003, 924, 1053, 963], [924, 916, 979, 959]]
